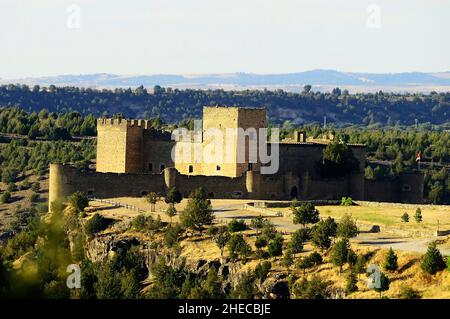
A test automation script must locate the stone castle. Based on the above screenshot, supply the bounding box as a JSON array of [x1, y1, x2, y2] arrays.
[[49, 106, 424, 206]]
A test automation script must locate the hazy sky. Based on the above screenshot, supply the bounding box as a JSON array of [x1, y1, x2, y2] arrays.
[[1, 0, 449, 78]]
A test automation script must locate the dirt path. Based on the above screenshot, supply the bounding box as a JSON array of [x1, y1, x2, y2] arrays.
[[354, 233, 450, 255]]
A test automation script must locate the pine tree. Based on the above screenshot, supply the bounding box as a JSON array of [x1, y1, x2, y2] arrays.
[[345, 271, 358, 294], [401, 212, 409, 223], [165, 204, 177, 224], [414, 208, 423, 223], [331, 238, 350, 273], [383, 248, 398, 272], [421, 242, 446, 274], [374, 272, 390, 297], [353, 255, 366, 279]]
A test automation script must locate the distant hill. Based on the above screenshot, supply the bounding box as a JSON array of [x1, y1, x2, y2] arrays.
[[3, 70, 450, 93]]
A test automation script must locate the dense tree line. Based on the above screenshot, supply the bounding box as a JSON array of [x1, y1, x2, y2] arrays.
[[0, 138, 95, 183], [0, 107, 96, 139], [1, 84, 450, 126], [293, 125, 450, 203]]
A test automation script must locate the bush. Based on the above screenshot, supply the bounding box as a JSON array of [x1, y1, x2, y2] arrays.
[[297, 252, 323, 273], [288, 229, 308, 254], [414, 208, 423, 223], [165, 187, 183, 205], [292, 276, 330, 299], [227, 233, 252, 262], [228, 219, 247, 232], [230, 271, 256, 299], [84, 213, 109, 236], [337, 214, 359, 239], [29, 192, 39, 203], [254, 261, 271, 283], [131, 214, 162, 232], [31, 182, 40, 192], [164, 224, 183, 248], [401, 212, 410, 223], [7, 183, 17, 192], [1, 191, 11, 204], [18, 180, 31, 190], [345, 271, 358, 294], [68, 191, 89, 213], [398, 286, 421, 299], [267, 234, 284, 257]]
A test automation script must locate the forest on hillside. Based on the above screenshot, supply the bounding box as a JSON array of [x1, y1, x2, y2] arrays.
[[1, 84, 450, 126]]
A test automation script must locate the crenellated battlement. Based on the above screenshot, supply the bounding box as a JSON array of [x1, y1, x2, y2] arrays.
[[97, 118, 153, 129]]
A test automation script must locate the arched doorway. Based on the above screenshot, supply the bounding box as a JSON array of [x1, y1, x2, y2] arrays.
[[290, 186, 298, 199]]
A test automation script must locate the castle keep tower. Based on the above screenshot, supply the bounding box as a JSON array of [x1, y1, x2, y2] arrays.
[[174, 106, 267, 177], [96, 118, 145, 173]]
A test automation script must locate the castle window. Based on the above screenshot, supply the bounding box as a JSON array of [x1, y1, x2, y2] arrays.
[[216, 165, 221, 171], [160, 164, 165, 172], [148, 163, 153, 172], [402, 184, 411, 192], [248, 163, 253, 171], [189, 165, 193, 173]]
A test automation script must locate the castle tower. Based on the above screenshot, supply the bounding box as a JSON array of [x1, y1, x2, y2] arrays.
[[191, 106, 267, 177], [96, 118, 144, 173]]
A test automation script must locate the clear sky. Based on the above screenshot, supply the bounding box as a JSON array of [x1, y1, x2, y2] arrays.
[[1, 0, 449, 79]]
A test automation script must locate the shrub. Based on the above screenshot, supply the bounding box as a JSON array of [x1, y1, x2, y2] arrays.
[[288, 229, 308, 254], [7, 183, 17, 192], [29, 192, 39, 203], [164, 224, 183, 248], [131, 214, 147, 230], [227, 233, 252, 262], [353, 255, 367, 277], [345, 271, 358, 294], [68, 191, 89, 213], [84, 213, 108, 236], [228, 219, 247, 232], [254, 261, 271, 283], [398, 286, 421, 299], [414, 208, 423, 223], [267, 234, 284, 257], [401, 212, 410, 223], [18, 180, 31, 190], [292, 276, 330, 299], [1, 191, 11, 204], [165, 204, 177, 223], [31, 182, 40, 192], [212, 227, 231, 258], [230, 271, 256, 299], [281, 249, 294, 268], [337, 214, 359, 239], [297, 252, 323, 274], [165, 187, 183, 205]]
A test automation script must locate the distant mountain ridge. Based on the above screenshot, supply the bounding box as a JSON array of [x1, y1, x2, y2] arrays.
[[3, 70, 450, 92]]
